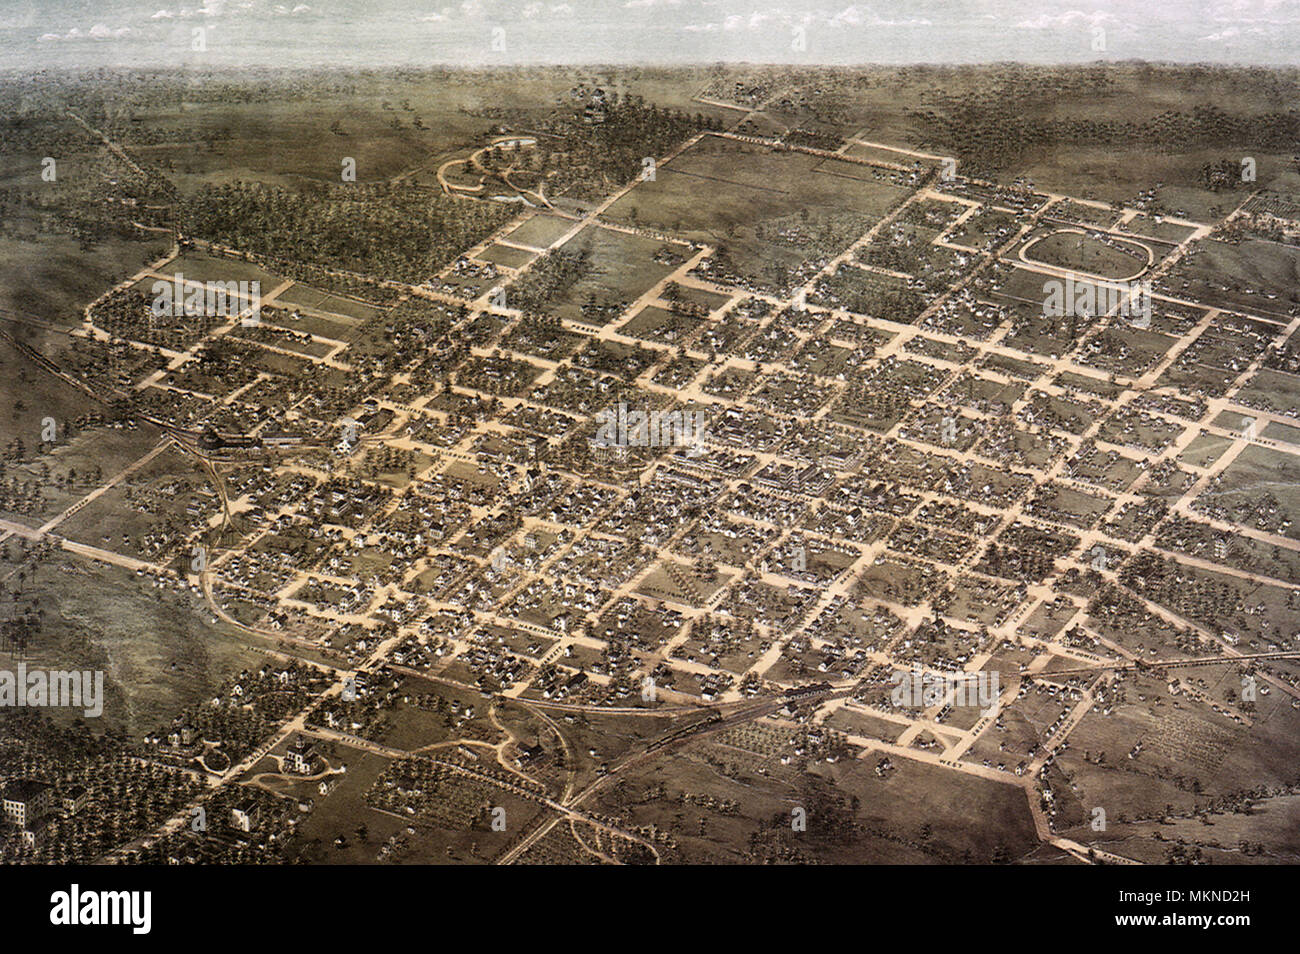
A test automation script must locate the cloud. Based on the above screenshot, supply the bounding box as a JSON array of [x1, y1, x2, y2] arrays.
[[39, 23, 133, 41], [148, 1, 230, 20], [1015, 10, 1119, 30], [1201, 24, 1269, 40], [521, 2, 572, 19], [1206, 0, 1300, 25], [683, 4, 931, 35], [831, 6, 931, 28]]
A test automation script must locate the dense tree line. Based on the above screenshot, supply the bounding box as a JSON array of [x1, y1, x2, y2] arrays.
[[910, 100, 1300, 176], [179, 181, 515, 284], [534, 94, 720, 200], [507, 244, 593, 314]]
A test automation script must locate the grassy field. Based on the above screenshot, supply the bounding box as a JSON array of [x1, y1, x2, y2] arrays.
[[0, 558, 260, 737], [1021, 229, 1153, 281], [526, 224, 679, 324], [604, 134, 914, 293], [1161, 238, 1300, 319]]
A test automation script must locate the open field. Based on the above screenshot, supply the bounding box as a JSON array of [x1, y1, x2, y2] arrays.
[[604, 134, 914, 293]]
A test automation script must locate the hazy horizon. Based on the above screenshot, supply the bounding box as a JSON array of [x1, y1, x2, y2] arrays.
[[2, 0, 1298, 71]]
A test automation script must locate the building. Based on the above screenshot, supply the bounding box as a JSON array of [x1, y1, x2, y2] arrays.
[[61, 785, 90, 817], [284, 737, 319, 775], [2, 779, 53, 828], [230, 800, 260, 833], [514, 742, 543, 767], [589, 433, 630, 465], [20, 816, 49, 850]]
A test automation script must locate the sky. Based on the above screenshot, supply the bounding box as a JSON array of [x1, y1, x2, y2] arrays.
[[2, 0, 1298, 70]]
